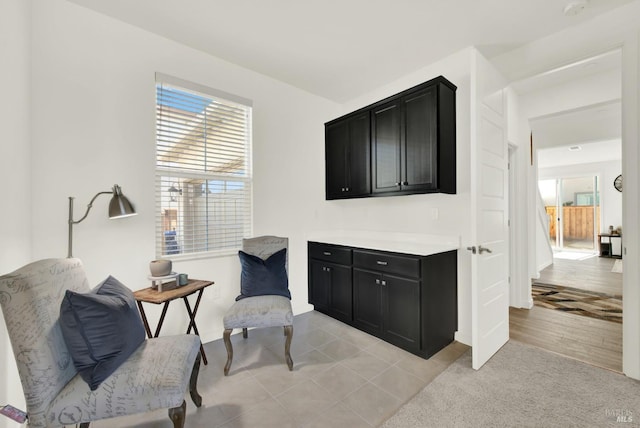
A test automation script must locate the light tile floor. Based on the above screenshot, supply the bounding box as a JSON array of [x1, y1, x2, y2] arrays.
[[93, 311, 469, 427]]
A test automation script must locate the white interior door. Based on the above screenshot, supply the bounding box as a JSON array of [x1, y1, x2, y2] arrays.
[[470, 50, 510, 370]]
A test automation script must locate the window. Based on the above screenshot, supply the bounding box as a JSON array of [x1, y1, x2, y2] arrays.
[[155, 73, 252, 258]]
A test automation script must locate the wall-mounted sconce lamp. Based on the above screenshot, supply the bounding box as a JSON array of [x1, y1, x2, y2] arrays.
[[68, 184, 137, 257], [168, 183, 182, 202]]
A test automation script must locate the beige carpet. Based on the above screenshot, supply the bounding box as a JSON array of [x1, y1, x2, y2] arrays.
[[382, 341, 640, 427]]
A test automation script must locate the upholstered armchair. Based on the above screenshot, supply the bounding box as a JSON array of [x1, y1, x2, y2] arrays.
[[222, 236, 294, 375], [0, 258, 202, 428]]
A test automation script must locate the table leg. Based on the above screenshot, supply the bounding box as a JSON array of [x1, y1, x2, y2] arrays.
[[154, 302, 170, 338], [183, 291, 207, 365], [185, 289, 204, 334], [137, 301, 153, 339]]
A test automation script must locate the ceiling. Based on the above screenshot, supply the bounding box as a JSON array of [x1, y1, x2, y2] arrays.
[[68, 0, 635, 103], [537, 139, 622, 168], [521, 48, 622, 168]]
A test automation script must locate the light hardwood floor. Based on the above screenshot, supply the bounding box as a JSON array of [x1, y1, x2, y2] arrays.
[[534, 254, 622, 296], [511, 255, 623, 372]]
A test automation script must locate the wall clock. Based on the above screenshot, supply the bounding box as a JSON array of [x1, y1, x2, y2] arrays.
[[614, 174, 623, 192]]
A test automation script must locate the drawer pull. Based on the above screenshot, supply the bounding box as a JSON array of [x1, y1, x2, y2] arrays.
[[323, 251, 332, 256], [376, 260, 388, 266]]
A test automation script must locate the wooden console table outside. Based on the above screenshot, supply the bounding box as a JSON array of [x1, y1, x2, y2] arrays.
[[134, 279, 214, 365]]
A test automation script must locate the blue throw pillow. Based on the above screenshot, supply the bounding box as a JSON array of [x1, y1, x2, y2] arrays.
[[59, 275, 145, 391], [237, 248, 291, 300]]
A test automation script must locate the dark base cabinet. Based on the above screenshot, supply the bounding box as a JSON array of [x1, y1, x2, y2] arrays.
[[308, 241, 457, 359], [308, 243, 353, 324]]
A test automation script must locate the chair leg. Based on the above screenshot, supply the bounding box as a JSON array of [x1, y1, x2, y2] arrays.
[[223, 328, 233, 376], [168, 400, 186, 428], [190, 353, 202, 407], [284, 325, 293, 371], [242, 327, 248, 338]]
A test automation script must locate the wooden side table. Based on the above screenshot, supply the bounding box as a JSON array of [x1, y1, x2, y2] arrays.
[[134, 279, 214, 365], [598, 234, 622, 259]]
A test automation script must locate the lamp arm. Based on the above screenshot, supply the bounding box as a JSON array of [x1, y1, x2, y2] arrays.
[[69, 191, 113, 225], [67, 190, 113, 258]]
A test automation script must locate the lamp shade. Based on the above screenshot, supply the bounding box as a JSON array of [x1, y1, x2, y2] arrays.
[[108, 185, 137, 219]]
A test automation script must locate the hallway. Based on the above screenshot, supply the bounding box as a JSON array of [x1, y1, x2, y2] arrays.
[[511, 255, 623, 372]]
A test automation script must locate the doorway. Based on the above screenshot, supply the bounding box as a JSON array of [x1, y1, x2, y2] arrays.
[[509, 48, 623, 372], [539, 175, 600, 255]]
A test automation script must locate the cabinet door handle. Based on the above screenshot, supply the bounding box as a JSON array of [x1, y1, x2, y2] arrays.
[[395, 182, 401, 186], [323, 251, 331, 256], [375, 279, 380, 285], [381, 280, 387, 286], [403, 181, 409, 186], [376, 260, 388, 266]]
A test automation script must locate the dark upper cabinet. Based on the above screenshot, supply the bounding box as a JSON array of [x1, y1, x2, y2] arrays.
[[401, 87, 438, 193], [371, 100, 402, 193], [325, 112, 370, 200], [325, 76, 456, 200], [372, 87, 438, 194]]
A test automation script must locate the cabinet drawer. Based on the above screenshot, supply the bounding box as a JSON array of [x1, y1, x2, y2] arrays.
[[308, 242, 352, 265], [353, 250, 420, 278]]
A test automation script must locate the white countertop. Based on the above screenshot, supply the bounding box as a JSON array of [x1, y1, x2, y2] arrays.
[[306, 230, 460, 256]]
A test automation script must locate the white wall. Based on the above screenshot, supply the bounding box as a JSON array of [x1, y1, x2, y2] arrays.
[[0, 0, 31, 420], [29, 0, 338, 347]]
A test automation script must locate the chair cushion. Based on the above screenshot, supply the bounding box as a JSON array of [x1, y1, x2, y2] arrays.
[[47, 335, 201, 426], [59, 275, 146, 390], [237, 248, 290, 300], [223, 295, 293, 329]]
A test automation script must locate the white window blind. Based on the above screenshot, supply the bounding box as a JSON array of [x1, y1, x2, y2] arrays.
[[155, 74, 252, 258]]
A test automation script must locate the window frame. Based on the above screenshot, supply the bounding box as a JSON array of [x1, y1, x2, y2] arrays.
[[155, 73, 253, 260]]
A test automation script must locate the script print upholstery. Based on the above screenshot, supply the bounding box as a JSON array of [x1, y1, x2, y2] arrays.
[[0, 258, 201, 427]]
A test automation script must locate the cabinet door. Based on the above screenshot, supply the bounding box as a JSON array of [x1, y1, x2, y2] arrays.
[[325, 120, 349, 200], [309, 259, 331, 312], [346, 112, 370, 197], [329, 263, 353, 323], [353, 268, 383, 336], [402, 87, 438, 192], [371, 100, 401, 194], [382, 274, 421, 352], [325, 113, 370, 199]]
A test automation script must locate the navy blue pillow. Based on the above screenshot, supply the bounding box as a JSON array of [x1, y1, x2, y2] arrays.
[[59, 275, 145, 391], [237, 248, 291, 301]]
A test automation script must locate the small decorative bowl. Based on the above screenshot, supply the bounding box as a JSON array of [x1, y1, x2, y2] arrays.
[[149, 259, 172, 277]]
